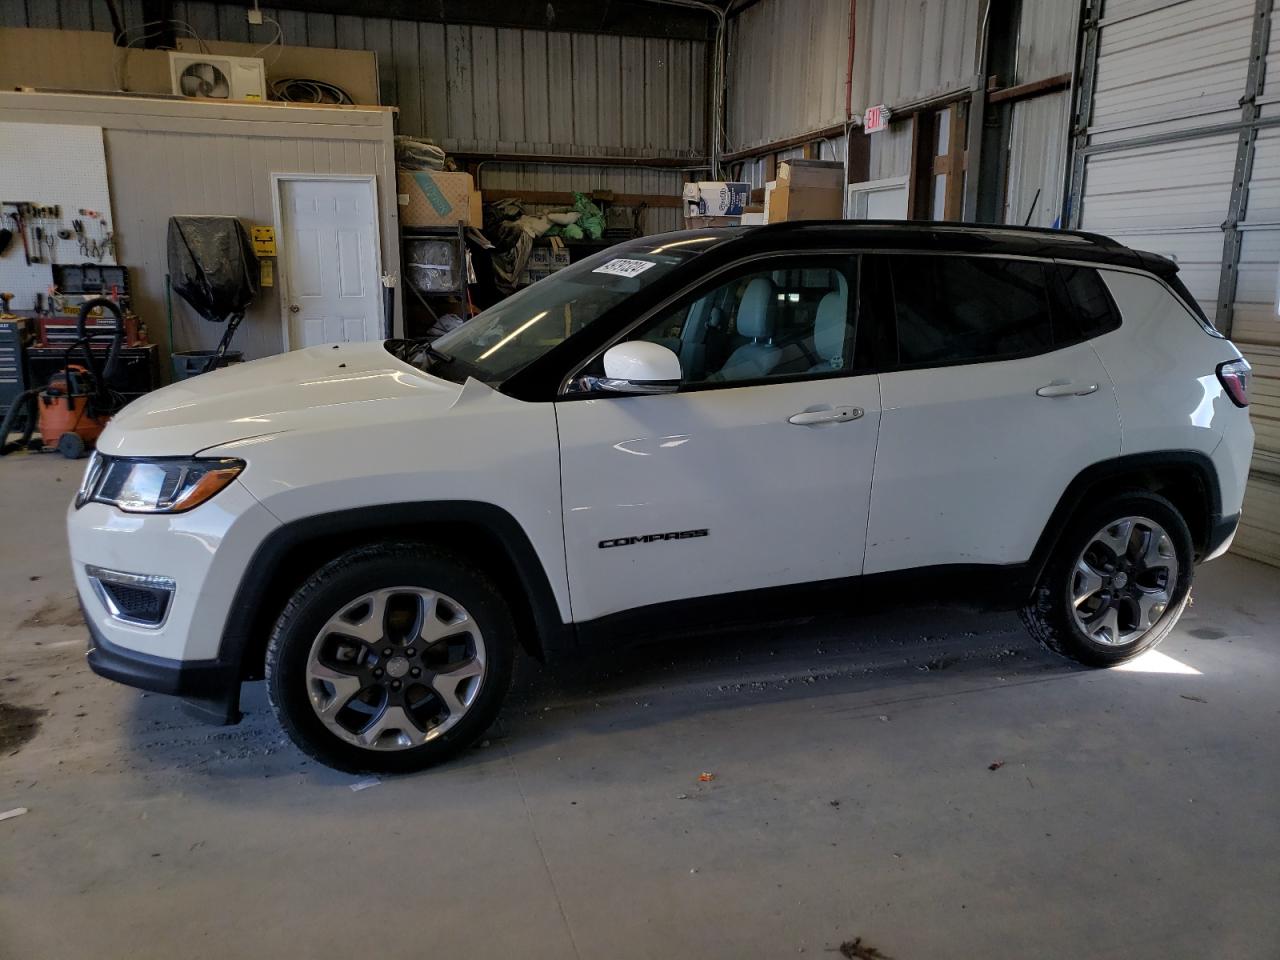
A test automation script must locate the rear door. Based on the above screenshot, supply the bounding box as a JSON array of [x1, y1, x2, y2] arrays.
[[555, 254, 881, 623], [864, 253, 1121, 574]]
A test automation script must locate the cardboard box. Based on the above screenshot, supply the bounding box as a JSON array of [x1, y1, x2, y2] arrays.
[[682, 181, 750, 218], [520, 243, 573, 286], [684, 215, 741, 229], [398, 170, 479, 227], [767, 159, 845, 222]]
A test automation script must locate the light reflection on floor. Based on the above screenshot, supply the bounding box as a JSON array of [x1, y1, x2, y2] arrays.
[[1111, 648, 1203, 675]]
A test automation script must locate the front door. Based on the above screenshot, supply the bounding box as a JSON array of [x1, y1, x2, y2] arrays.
[[556, 255, 881, 623], [277, 176, 383, 349]]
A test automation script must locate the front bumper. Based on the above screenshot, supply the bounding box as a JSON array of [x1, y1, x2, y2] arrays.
[[85, 612, 242, 723], [69, 476, 280, 724]]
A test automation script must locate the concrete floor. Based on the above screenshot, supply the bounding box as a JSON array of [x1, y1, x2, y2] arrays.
[[1, 454, 1278, 960]]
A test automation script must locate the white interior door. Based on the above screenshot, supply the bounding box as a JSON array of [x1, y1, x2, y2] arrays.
[[277, 176, 382, 349]]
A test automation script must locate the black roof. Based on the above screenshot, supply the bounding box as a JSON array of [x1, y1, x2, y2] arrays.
[[653, 220, 1178, 278]]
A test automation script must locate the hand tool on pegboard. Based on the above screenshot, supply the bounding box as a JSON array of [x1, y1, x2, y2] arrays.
[[4, 203, 32, 265]]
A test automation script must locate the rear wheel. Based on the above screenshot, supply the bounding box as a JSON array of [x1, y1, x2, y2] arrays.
[[1021, 492, 1194, 666], [266, 542, 515, 773]]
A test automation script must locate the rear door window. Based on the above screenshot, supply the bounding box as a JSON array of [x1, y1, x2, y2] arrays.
[[885, 255, 1055, 367]]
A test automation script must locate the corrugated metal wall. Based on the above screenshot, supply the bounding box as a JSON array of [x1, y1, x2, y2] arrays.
[[728, 0, 979, 184], [1004, 91, 1072, 227], [0, 91, 401, 364], [1014, 0, 1079, 80], [1, 1, 709, 230], [168, 4, 711, 158], [857, 0, 980, 180], [726, 0, 850, 153], [1002, 0, 1078, 228], [0, 0, 143, 31], [855, 0, 980, 108], [168, 2, 707, 157], [1075, 0, 1280, 566]]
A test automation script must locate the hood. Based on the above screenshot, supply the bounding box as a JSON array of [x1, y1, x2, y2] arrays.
[[97, 342, 463, 457]]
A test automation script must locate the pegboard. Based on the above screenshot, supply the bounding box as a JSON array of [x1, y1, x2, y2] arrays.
[[0, 122, 117, 312]]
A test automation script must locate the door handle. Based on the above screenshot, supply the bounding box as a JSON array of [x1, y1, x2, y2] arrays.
[[1036, 381, 1098, 398], [289, 304, 301, 313], [788, 405, 863, 426]]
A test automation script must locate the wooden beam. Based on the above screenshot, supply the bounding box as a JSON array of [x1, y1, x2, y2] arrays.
[[480, 189, 682, 208], [455, 150, 706, 170], [986, 73, 1072, 105]]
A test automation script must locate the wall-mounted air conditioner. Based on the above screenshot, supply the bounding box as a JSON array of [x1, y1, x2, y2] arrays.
[[169, 52, 266, 101]]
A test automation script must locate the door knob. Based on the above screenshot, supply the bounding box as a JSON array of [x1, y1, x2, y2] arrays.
[[788, 406, 863, 426], [289, 304, 300, 313], [1036, 381, 1098, 398]]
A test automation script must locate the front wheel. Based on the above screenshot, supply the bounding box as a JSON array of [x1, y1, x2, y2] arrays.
[[1020, 492, 1194, 667], [266, 542, 516, 773]]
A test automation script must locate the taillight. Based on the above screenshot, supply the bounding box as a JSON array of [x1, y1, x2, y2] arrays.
[[1217, 358, 1251, 407]]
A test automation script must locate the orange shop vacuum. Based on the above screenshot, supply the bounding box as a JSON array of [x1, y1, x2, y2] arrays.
[[0, 297, 127, 459]]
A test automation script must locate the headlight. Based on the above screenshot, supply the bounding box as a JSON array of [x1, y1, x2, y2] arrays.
[[76, 455, 245, 513]]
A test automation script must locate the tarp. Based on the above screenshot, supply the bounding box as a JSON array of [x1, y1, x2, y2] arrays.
[[166, 216, 259, 323]]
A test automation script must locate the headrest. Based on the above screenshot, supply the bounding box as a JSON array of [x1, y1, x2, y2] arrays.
[[737, 277, 777, 340], [814, 290, 847, 363]]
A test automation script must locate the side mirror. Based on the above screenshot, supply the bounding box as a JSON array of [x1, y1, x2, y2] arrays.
[[595, 341, 682, 395]]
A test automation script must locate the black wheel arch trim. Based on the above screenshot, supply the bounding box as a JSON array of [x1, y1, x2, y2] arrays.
[[218, 501, 572, 685], [1027, 450, 1223, 594]]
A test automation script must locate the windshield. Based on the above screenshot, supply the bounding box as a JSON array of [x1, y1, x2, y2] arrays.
[[431, 234, 726, 382]]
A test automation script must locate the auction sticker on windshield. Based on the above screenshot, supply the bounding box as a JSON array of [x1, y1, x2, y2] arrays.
[[593, 258, 657, 278]]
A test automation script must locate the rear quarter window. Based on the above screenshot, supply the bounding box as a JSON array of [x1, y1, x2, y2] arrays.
[[1057, 265, 1122, 340]]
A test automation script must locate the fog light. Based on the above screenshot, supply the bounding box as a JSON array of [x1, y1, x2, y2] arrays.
[[85, 565, 175, 627]]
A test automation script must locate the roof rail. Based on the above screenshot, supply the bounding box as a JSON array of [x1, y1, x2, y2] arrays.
[[753, 219, 1120, 249]]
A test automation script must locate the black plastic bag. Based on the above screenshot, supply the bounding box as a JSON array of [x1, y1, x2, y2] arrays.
[[166, 216, 259, 323]]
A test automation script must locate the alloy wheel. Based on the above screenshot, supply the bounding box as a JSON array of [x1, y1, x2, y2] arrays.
[[1069, 516, 1179, 647], [305, 587, 486, 750]]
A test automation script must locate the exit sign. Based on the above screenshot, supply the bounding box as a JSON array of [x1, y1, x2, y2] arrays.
[[863, 104, 890, 134]]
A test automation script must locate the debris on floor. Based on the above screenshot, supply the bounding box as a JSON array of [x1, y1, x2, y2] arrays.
[[698, 772, 716, 782], [1181, 694, 1208, 703], [988, 760, 1005, 771], [349, 777, 381, 792], [0, 807, 29, 822], [838, 936, 893, 959]]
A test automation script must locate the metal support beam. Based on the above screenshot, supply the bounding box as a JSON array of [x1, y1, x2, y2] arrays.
[[962, 77, 986, 221], [962, 0, 992, 222], [1065, 0, 1103, 229], [1215, 0, 1273, 337]]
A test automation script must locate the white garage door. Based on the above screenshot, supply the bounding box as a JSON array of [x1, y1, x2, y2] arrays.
[[1073, 0, 1280, 565]]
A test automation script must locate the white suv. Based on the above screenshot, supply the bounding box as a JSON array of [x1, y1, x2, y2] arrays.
[[68, 222, 1254, 772]]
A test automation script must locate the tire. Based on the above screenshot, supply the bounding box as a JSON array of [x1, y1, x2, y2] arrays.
[[1020, 491, 1194, 667], [266, 542, 516, 774]]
